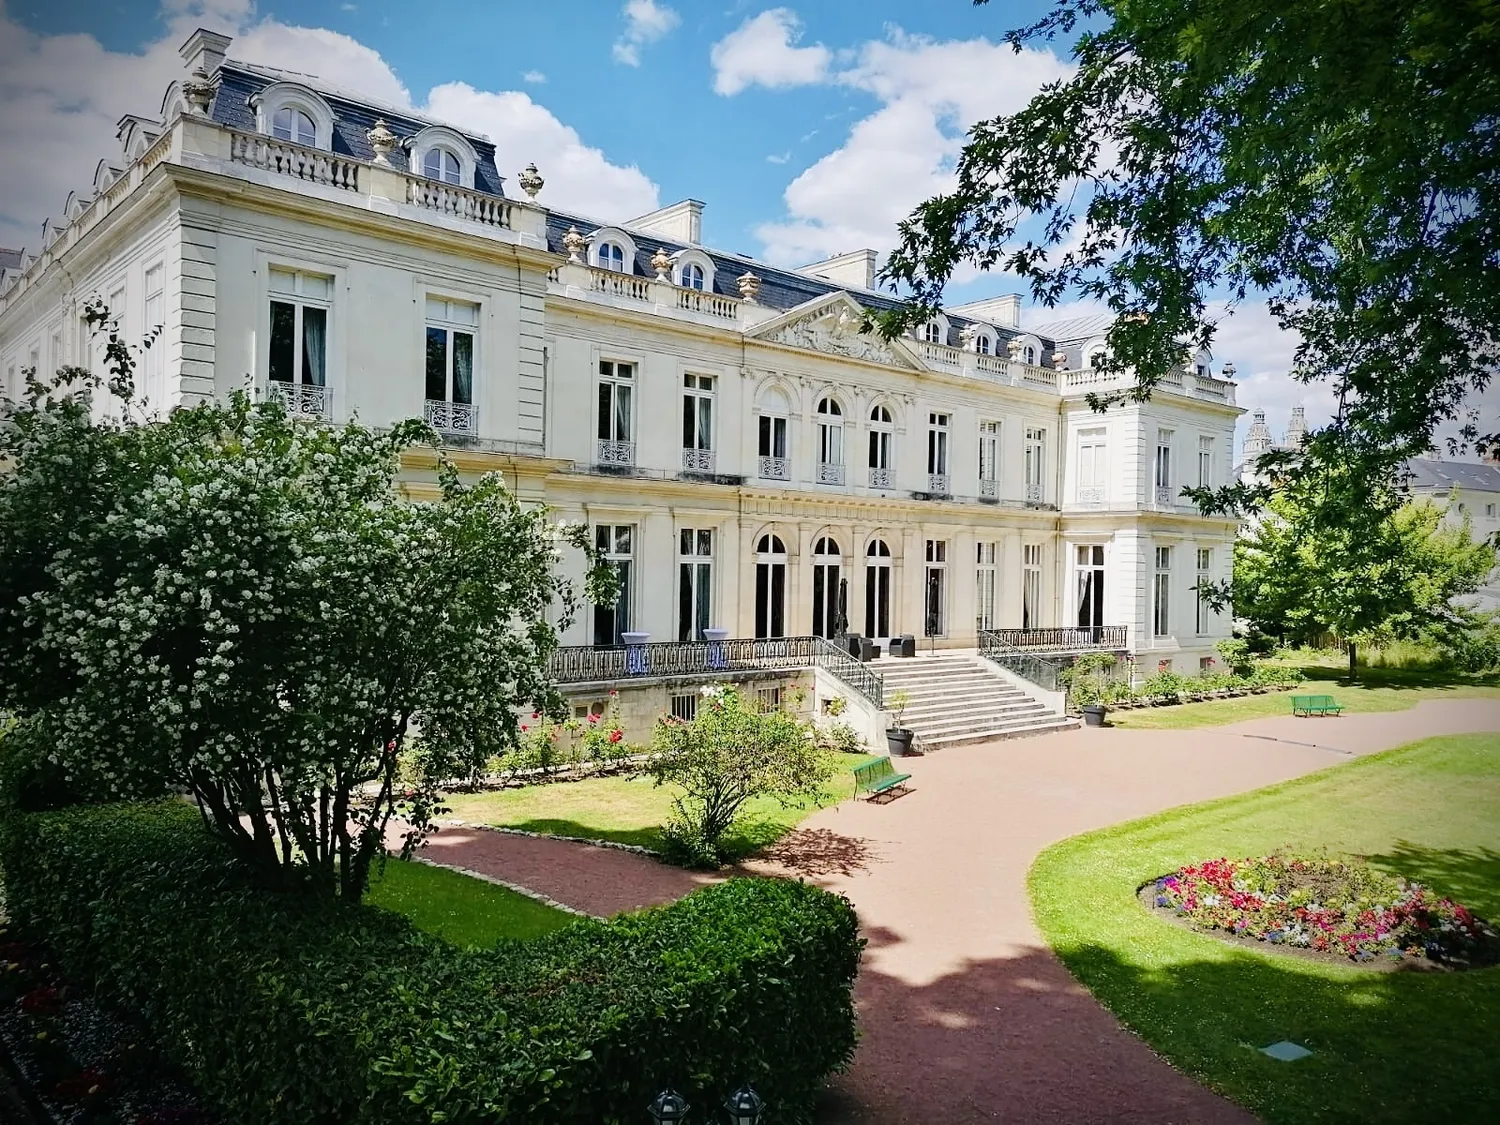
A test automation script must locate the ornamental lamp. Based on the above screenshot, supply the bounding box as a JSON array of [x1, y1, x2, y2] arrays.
[[724, 1084, 765, 1125], [648, 1088, 690, 1124]]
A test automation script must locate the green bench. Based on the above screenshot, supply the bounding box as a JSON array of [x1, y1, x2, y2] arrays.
[[853, 756, 912, 801], [1291, 694, 1343, 716]]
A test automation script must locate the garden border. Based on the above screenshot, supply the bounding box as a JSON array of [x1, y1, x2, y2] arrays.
[[407, 854, 598, 919]]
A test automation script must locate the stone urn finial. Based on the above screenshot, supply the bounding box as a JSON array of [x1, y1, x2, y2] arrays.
[[1006, 338, 1023, 360], [182, 67, 216, 116], [737, 271, 761, 302], [562, 225, 586, 263], [651, 246, 672, 280], [517, 162, 544, 199], [367, 119, 398, 164], [959, 324, 979, 351], [1051, 351, 1069, 370]]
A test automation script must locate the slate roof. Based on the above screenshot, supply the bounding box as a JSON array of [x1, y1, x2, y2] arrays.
[[1027, 312, 1113, 344], [209, 62, 507, 197], [0, 248, 23, 272], [1406, 458, 1500, 493]]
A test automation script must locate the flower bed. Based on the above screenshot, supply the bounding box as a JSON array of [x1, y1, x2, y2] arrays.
[[1144, 855, 1500, 968], [1064, 655, 1304, 713]]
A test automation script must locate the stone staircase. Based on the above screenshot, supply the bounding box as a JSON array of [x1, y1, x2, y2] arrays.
[[874, 653, 1076, 751]]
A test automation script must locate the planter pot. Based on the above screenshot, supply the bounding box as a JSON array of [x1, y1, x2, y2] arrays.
[[886, 728, 915, 756], [1082, 703, 1107, 727]]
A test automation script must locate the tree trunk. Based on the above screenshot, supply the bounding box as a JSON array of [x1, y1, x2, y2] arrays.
[[1348, 641, 1357, 682]]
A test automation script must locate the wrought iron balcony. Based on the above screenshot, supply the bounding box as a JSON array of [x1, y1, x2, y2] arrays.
[[868, 466, 894, 489], [1025, 481, 1043, 503], [1154, 484, 1175, 507], [759, 455, 789, 481], [597, 439, 636, 467], [268, 380, 330, 420], [425, 399, 476, 436], [681, 447, 715, 473], [817, 461, 845, 485], [927, 473, 950, 495], [984, 625, 1128, 652], [979, 478, 998, 499], [550, 634, 883, 708], [1077, 485, 1106, 505]]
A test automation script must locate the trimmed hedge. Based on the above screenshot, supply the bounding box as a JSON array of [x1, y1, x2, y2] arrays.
[[0, 801, 861, 1124]]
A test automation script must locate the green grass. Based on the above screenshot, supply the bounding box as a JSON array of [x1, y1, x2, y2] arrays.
[[444, 751, 880, 861], [1109, 657, 1500, 729], [1029, 732, 1500, 1124], [365, 856, 575, 947]]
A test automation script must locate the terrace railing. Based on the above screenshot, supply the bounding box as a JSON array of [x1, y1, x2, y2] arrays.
[[986, 625, 1127, 652], [978, 630, 1066, 693], [550, 634, 883, 709]]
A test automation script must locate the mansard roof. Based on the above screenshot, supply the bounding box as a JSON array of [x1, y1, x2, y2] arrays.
[[209, 61, 507, 197], [0, 249, 22, 272], [1406, 457, 1500, 493]]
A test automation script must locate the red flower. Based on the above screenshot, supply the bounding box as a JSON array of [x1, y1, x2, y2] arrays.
[[531, 711, 540, 719], [588, 713, 600, 723], [520, 724, 528, 732], [608, 729, 623, 743], [609, 689, 618, 697]]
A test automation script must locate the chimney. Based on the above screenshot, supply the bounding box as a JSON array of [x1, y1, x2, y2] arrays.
[[945, 294, 1022, 327], [796, 249, 878, 291], [179, 29, 232, 76], [626, 199, 705, 245]]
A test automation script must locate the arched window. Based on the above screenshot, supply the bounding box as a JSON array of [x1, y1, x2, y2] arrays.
[[598, 242, 626, 272], [865, 538, 893, 638], [922, 321, 943, 344], [812, 536, 843, 639], [754, 533, 787, 639], [757, 386, 790, 480], [681, 262, 705, 290], [814, 536, 841, 556], [273, 107, 316, 146], [975, 334, 991, 355], [423, 148, 461, 185], [1025, 345, 1037, 365], [816, 397, 844, 481]]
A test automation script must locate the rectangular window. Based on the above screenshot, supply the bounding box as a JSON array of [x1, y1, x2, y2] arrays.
[[268, 268, 331, 387], [1198, 435, 1214, 488], [1488, 503, 1497, 518], [424, 297, 477, 404], [1075, 544, 1105, 629], [869, 417, 892, 471], [978, 420, 1000, 496], [758, 413, 787, 458], [49, 330, 62, 375], [924, 539, 947, 636], [1023, 544, 1042, 630], [1195, 547, 1212, 635], [1077, 426, 1107, 502], [597, 360, 634, 465], [927, 413, 950, 476], [677, 527, 713, 642], [592, 524, 634, 646], [143, 265, 163, 400], [976, 541, 998, 631], [756, 686, 782, 712], [669, 694, 699, 723], [682, 373, 714, 452], [1025, 427, 1046, 502], [1154, 429, 1174, 504], [1153, 545, 1172, 638]]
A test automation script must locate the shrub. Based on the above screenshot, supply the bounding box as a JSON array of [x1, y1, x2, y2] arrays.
[[0, 801, 861, 1125]]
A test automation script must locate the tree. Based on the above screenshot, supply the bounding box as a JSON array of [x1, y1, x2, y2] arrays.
[[1233, 477, 1495, 678], [0, 311, 613, 900], [646, 685, 833, 865], [878, 0, 1499, 507]]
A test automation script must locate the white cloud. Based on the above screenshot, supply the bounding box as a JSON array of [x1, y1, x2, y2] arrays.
[[766, 151, 790, 164], [753, 29, 1071, 267], [612, 0, 679, 67], [522, 69, 546, 84], [710, 8, 830, 96], [0, 1, 657, 251]]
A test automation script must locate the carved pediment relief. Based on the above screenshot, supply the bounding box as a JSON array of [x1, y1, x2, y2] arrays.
[[752, 296, 923, 370]]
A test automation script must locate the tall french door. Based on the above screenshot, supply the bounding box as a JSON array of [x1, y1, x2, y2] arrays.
[[811, 536, 842, 638], [864, 538, 892, 639], [755, 533, 787, 639]]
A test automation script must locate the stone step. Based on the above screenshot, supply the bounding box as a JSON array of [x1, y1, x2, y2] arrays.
[[903, 703, 1048, 726], [908, 709, 1053, 739], [894, 685, 1032, 705], [917, 716, 1079, 750]]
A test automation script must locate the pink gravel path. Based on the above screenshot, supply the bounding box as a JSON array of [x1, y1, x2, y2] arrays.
[[410, 698, 1500, 1123]]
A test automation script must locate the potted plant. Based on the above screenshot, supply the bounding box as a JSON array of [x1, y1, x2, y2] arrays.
[[1065, 652, 1115, 726], [885, 689, 915, 755]]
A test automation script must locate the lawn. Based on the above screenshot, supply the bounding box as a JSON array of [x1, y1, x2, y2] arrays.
[[366, 856, 575, 946], [1109, 657, 1500, 730], [1029, 732, 1500, 1124], [443, 750, 880, 860]]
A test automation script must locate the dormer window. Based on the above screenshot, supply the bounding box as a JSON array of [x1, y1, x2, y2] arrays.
[[272, 107, 316, 146], [423, 148, 462, 185], [922, 321, 943, 344], [975, 334, 991, 355], [1025, 345, 1037, 365], [681, 262, 705, 290], [598, 242, 626, 272]]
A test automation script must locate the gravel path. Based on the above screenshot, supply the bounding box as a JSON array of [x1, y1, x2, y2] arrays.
[[411, 698, 1500, 1123]]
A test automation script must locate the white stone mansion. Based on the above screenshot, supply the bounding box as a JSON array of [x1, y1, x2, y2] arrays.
[[0, 29, 1241, 677]]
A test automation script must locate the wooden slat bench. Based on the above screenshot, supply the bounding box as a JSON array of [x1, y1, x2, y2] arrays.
[[1291, 694, 1343, 716], [854, 756, 912, 801]]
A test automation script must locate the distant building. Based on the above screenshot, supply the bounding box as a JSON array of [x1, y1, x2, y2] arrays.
[[1404, 458, 1500, 613]]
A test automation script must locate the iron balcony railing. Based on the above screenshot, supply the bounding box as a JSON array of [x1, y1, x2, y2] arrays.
[[986, 625, 1128, 651], [550, 634, 883, 709], [978, 630, 1066, 693]]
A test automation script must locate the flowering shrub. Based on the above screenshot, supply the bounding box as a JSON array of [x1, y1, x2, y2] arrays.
[[1151, 855, 1500, 964], [0, 333, 616, 901]]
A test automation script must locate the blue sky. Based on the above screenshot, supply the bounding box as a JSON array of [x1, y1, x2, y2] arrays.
[[3, 0, 1490, 454]]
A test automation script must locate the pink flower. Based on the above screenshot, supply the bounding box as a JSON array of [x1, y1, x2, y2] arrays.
[[588, 714, 600, 724]]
